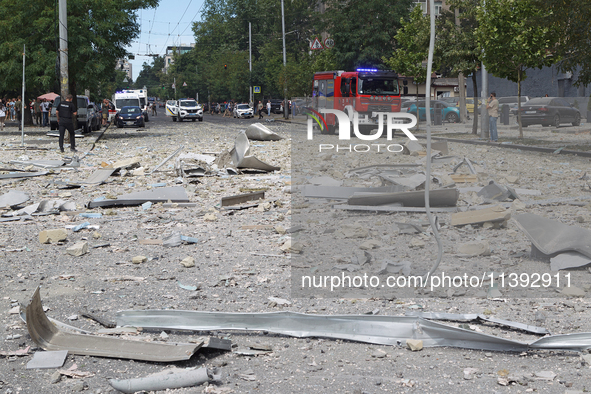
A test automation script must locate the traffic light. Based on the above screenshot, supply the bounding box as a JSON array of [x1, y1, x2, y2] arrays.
[[224, 64, 227, 70]]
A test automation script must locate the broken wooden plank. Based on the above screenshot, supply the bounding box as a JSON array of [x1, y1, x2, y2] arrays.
[[451, 205, 511, 227], [450, 174, 478, 183]]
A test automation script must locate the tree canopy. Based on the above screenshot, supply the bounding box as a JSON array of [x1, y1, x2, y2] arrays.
[[0, 0, 158, 103], [476, 0, 559, 137]]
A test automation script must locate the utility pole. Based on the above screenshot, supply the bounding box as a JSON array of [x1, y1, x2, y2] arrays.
[[281, 0, 288, 119], [455, 9, 466, 124], [480, 0, 489, 139], [58, 0, 69, 98], [249, 22, 253, 107], [21, 45, 25, 145], [480, 64, 489, 139]]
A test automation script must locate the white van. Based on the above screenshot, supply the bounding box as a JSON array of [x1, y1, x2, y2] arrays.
[[112, 91, 141, 114], [122, 89, 149, 121]]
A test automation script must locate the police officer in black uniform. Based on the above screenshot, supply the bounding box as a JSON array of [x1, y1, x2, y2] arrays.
[[57, 94, 77, 152]]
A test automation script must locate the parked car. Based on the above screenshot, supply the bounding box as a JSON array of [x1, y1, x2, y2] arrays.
[[89, 102, 102, 131], [407, 100, 461, 123], [400, 99, 416, 113], [269, 99, 284, 114], [519, 97, 581, 127], [233, 103, 254, 118], [498, 96, 529, 115], [50, 95, 94, 133], [114, 106, 145, 128]]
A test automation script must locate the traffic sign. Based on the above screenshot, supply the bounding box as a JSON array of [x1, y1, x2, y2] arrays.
[[310, 37, 323, 50], [324, 38, 335, 48], [254, 86, 261, 93]]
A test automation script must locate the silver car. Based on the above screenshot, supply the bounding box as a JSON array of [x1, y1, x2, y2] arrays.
[[233, 104, 254, 118]]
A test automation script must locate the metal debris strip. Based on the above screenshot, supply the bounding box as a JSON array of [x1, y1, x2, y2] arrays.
[[25, 287, 202, 362], [333, 205, 458, 213], [116, 310, 591, 352], [109, 367, 219, 394], [301, 185, 403, 200], [245, 123, 285, 141], [346, 164, 422, 179], [514, 213, 591, 260], [405, 312, 550, 335], [0, 170, 48, 180], [230, 131, 280, 172], [221, 191, 265, 208], [347, 188, 459, 207], [87, 186, 190, 208], [452, 157, 477, 174], [149, 145, 184, 175]]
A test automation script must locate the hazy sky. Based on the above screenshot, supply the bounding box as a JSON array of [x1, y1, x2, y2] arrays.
[[126, 0, 205, 80]]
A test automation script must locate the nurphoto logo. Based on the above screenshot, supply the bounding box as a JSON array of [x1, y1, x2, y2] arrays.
[[305, 108, 418, 153]]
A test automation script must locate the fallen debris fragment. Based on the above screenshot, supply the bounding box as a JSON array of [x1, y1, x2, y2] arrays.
[[221, 191, 265, 208], [87, 186, 190, 208], [451, 205, 511, 227], [26, 350, 68, 369], [115, 309, 591, 352], [229, 131, 280, 172], [245, 123, 284, 141], [25, 287, 203, 362], [347, 188, 459, 207], [514, 213, 591, 261], [66, 241, 88, 257], [0, 190, 29, 208], [109, 367, 219, 394], [39, 229, 67, 244]]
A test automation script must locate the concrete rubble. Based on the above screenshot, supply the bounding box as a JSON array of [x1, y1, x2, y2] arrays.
[[2, 116, 591, 392]]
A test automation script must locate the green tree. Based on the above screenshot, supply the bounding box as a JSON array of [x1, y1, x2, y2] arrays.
[[476, 0, 559, 137], [383, 5, 431, 128], [321, 0, 414, 70], [0, 0, 158, 124], [538, 0, 591, 86], [436, 0, 481, 134]]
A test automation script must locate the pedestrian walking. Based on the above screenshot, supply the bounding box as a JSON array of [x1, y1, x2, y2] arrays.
[[266, 100, 271, 116], [41, 99, 50, 126], [0, 101, 6, 130], [258, 101, 264, 119], [34, 98, 41, 125], [57, 94, 77, 153], [14, 96, 22, 130], [487, 92, 499, 143], [101, 99, 109, 126]]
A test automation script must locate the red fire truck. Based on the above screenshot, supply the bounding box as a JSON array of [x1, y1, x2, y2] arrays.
[[312, 69, 407, 134]]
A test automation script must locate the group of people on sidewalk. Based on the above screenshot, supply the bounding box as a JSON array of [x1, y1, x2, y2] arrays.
[[32, 98, 52, 127]]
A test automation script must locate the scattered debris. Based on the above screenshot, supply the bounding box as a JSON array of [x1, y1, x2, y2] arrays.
[[229, 131, 280, 172], [245, 123, 284, 141], [26, 350, 68, 369], [39, 229, 67, 244], [514, 213, 591, 261], [451, 205, 511, 227], [406, 339, 423, 351], [116, 309, 591, 352], [66, 241, 89, 257], [87, 186, 190, 208], [25, 287, 205, 362], [347, 188, 459, 207], [109, 367, 219, 394]]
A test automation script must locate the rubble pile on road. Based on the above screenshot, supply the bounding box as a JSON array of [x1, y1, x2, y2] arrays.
[[1, 119, 591, 393]]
